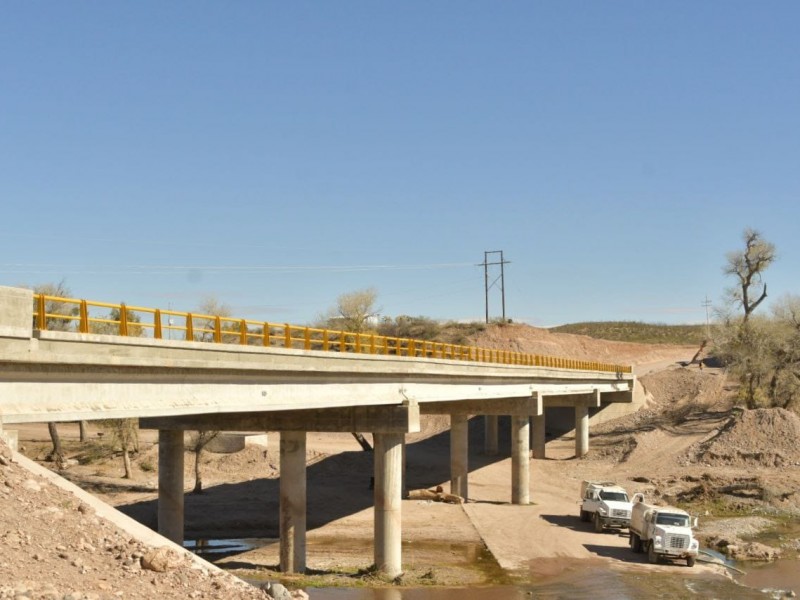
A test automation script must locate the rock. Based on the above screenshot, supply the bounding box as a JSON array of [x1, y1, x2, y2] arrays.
[[263, 582, 293, 600], [141, 547, 183, 572], [726, 541, 782, 561], [22, 479, 42, 492]]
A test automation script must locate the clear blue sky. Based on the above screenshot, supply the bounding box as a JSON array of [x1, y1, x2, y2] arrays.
[[1, 2, 797, 327]]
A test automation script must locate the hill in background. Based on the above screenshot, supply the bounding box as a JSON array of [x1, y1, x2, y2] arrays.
[[549, 321, 707, 346]]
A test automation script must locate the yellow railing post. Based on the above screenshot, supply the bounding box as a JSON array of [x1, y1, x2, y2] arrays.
[[186, 313, 194, 341], [323, 329, 330, 351], [263, 322, 271, 347], [214, 316, 222, 343], [79, 300, 89, 334], [36, 294, 46, 330], [240, 319, 247, 345], [119, 304, 129, 336], [154, 309, 163, 339], [304, 327, 311, 350], [284, 324, 292, 348]]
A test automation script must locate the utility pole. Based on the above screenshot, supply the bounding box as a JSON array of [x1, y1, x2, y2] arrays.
[[480, 250, 511, 324], [702, 295, 712, 340]]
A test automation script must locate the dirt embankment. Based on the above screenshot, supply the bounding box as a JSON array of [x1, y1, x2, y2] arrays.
[[0, 439, 283, 600]]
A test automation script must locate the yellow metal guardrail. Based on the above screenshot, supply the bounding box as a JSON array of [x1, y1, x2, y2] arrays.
[[32, 294, 632, 374]]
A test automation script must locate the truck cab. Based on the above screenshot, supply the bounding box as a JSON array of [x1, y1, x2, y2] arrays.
[[629, 502, 699, 567], [579, 481, 633, 532]]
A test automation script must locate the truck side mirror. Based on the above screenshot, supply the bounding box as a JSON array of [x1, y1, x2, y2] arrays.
[[691, 517, 698, 528]]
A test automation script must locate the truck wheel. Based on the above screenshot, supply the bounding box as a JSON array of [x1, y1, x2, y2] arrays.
[[687, 556, 696, 567], [580, 509, 589, 522], [647, 542, 658, 564], [630, 533, 642, 553], [593, 513, 603, 533]]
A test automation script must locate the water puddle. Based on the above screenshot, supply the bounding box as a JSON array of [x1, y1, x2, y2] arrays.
[[184, 537, 269, 558]]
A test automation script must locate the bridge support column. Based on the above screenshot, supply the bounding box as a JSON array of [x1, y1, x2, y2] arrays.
[[511, 415, 530, 505], [157, 429, 184, 545], [374, 432, 403, 578], [280, 431, 307, 574], [531, 413, 546, 459], [484, 415, 498, 456], [450, 414, 468, 500], [575, 405, 589, 457]]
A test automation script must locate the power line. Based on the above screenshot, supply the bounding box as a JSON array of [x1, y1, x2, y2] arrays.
[[0, 262, 475, 275]]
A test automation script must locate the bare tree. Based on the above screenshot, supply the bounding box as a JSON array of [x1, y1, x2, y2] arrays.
[[319, 288, 381, 451], [320, 287, 380, 333], [724, 228, 776, 323], [188, 430, 220, 493], [718, 229, 779, 408], [185, 296, 230, 490], [98, 419, 139, 479], [33, 281, 77, 465]]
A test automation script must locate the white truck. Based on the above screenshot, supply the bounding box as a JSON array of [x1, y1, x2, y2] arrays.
[[579, 480, 633, 533], [629, 501, 699, 567]]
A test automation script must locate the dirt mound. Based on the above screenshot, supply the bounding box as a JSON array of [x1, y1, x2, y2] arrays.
[[470, 323, 694, 367], [685, 408, 800, 468]]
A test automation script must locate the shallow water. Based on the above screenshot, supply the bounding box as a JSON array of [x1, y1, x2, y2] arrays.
[[305, 566, 772, 600], [193, 537, 794, 599], [740, 558, 800, 596]]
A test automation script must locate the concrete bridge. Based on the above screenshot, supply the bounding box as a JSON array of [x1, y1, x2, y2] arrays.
[[0, 285, 635, 577]]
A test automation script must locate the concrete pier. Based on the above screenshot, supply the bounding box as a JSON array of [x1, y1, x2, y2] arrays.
[[374, 432, 403, 578], [484, 415, 498, 456], [531, 413, 546, 459], [450, 413, 469, 500], [280, 431, 307, 573], [575, 405, 589, 457], [157, 429, 184, 544], [511, 415, 530, 504]]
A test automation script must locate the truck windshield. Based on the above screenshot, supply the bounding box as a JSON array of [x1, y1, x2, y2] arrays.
[[599, 491, 629, 502], [656, 513, 689, 527]]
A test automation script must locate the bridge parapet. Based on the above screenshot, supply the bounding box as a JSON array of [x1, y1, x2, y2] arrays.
[[18, 288, 630, 374]]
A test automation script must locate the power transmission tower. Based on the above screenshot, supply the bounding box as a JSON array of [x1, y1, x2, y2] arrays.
[[701, 295, 712, 340], [480, 250, 511, 323]]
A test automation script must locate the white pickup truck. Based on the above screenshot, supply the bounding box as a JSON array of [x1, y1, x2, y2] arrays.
[[579, 481, 633, 533], [629, 501, 699, 567]]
